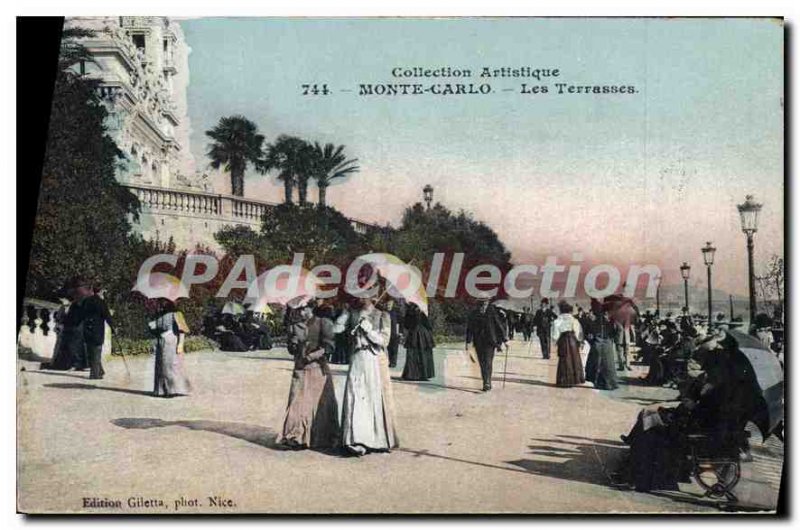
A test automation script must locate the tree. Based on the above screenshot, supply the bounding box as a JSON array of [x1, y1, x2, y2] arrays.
[[26, 27, 141, 301], [392, 202, 512, 305], [205, 115, 264, 197], [214, 224, 267, 259], [395, 202, 511, 268], [310, 142, 359, 207], [260, 203, 362, 267], [261, 135, 312, 204]]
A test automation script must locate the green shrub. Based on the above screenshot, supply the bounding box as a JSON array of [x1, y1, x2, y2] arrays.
[[111, 336, 151, 356], [110, 334, 216, 356], [183, 336, 216, 353]]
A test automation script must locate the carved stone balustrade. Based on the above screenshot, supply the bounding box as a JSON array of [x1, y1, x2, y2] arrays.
[[18, 298, 61, 359], [122, 183, 387, 236]]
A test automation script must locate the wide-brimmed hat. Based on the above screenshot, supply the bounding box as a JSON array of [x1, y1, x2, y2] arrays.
[[287, 295, 313, 309]]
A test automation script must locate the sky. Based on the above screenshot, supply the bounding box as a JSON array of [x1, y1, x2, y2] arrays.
[[179, 17, 783, 296]]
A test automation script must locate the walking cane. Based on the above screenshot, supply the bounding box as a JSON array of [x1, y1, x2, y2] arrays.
[[502, 342, 510, 388], [112, 336, 131, 381]]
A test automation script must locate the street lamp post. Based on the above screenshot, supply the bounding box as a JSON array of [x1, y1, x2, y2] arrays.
[[423, 184, 434, 210], [655, 275, 662, 317], [680, 262, 691, 312], [737, 195, 762, 333], [701, 242, 716, 326]]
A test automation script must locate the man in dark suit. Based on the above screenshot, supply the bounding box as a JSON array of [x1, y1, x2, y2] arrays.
[[80, 285, 114, 380], [533, 298, 557, 359], [520, 306, 534, 342], [466, 298, 507, 391]]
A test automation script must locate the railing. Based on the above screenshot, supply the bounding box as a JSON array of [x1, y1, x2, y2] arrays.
[[129, 183, 225, 218], [18, 298, 60, 360], [123, 183, 387, 233]]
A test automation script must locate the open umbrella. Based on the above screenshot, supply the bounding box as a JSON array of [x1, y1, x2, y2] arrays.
[[725, 329, 784, 440], [492, 299, 517, 312], [132, 272, 189, 301], [243, 300, 274, 316], [354, 253, 428, 315], [246, 267, 322, 307], [603, 294, 638, 329], [221, 301, 245, 316]]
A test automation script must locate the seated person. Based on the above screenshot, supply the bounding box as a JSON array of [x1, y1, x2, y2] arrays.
[[216, 314, 249, 352], [239, 309, 273, 351], [614, 334, 755, 492]]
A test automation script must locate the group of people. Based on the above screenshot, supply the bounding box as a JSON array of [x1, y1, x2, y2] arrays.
[[204, 306, 274, 353], [277, 294, 408, 455], [465, 297, 636, 392], [39, 277, 193, 398], [37, 280, 780, 497], [41, 277, 113, 380], [613, 329, 761, 492], [285, 297, 436, 382], [547, 297, 633, 390]]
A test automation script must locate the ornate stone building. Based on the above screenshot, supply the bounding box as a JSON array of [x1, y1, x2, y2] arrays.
[[62, 16, 378, 251], [65, 16, 200, 189]]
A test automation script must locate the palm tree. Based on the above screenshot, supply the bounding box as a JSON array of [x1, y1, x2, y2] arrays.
[[205, 116, 264, 197], [310, 142, 360, 207], [261, 135, 312, 204]]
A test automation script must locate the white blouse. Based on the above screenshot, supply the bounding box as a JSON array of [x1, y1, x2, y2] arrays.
[[551, 314, 583, 343]]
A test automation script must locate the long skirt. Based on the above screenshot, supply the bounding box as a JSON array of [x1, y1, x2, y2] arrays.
[[154, 331, 191, 397], [330, 333, 350, 364], [593, 338, 619, 390], [277, 362, 340, 448], [585, 343, 599, 383], [401, 347, 435, 381], [641, 345, 666, 385], [623, 411, 684, 492], [45, 327, 82, 370], [341, 349, 399, 451], [556, 332, 585, 387]]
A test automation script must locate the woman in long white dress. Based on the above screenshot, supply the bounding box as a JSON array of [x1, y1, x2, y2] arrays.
[[340, 297, 399, 455], [148, 300, 191, 398]]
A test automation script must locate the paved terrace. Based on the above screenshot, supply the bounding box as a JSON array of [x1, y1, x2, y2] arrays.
[[17, 340, 782, 514]]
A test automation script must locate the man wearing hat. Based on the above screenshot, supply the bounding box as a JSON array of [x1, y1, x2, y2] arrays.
[[466, 297, 507, 391], [80, 282, 114, 379], [533, 298, 557, 359]]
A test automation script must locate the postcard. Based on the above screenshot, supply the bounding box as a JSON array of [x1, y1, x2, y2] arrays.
[[17, 16, 784, 514]]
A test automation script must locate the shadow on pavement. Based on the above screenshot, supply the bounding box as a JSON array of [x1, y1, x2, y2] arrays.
[[391, 377, 482, 394], [44, 382, 153, 396], [111, 417, 281, 450], [505, 436, 627, 488], [219, 353, 292, 362], [617, 396, 678, 406], [24, 369, 96, 380], [18, 351, 53, 363], [462, 375, 594, 390], [644, 489, 760, 512]]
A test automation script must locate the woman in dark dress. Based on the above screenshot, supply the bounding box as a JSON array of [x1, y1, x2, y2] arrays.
[[330, 301, 351, 364], [41, 297, 81, 370], [552, 300, 585, 387], [401, 302, 435, 381], [585, 305, 620, 390]]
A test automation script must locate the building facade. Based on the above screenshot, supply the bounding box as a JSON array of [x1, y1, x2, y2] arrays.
[[64, 16, 379, 251]]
